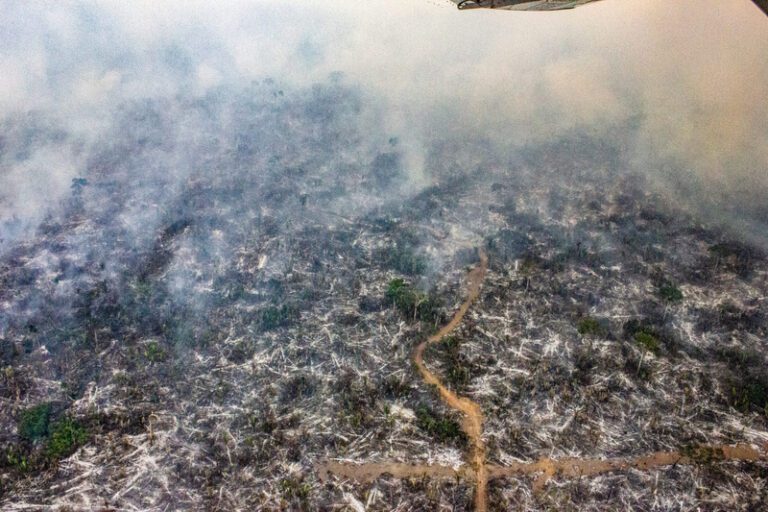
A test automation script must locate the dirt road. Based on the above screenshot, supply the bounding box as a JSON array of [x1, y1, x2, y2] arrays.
[[412, 248, 489, 511]]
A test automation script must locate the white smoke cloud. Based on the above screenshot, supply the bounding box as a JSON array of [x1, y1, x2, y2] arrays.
[[1, 0, 767, 245]]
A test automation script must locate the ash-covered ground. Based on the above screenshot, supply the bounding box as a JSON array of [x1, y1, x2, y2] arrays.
[[1, 78, 767, 511]]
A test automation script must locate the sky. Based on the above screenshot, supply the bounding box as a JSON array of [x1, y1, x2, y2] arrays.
[[1, 0, 767, 246]]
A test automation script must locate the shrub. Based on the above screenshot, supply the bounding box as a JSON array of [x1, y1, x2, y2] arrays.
[[386, 279, 440, 323], [46, 418, 88, 460], [709, 302, 763, 332], [371, 152, 402, 188], [70, 177, 88, 190], [717, 346, 762, 368], [573, 347, 596, 385], [3, 446, 30, 472], [658, 284, 683, 302], [717, 346, 768, 416], [727, 373, 768, 416], [143, 341, 166, 362], [386, 278, 411, 305], [709, 241, 757, 278], [279, 476, 311, 503], [18, 403, 52, 442], [577, 317, 604, 336], [415, 405, 465, 444], [371, 216, 398, 233], [624, 354, 653, 381], [623, 319, 676, 355], [634, 332, 660, 355], [382, 374, 410, 398], [519, 256, 539, 275], [258, 304, 298, 331], [333, 371, 379, 428], [436, 336, 471, 389], [447, 365, 471, 389]]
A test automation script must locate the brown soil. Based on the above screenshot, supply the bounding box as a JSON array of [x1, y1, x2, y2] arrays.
[[316, 461, 467, 483], [318, 443, 766, 489], [489, 443, 766, 491]]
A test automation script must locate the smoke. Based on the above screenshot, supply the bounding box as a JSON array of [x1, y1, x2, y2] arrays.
[[1, 0, 767, 248]]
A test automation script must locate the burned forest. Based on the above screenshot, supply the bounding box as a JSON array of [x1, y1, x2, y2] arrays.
[[2, 1, 768, 511], [1, 78, 767, 511]]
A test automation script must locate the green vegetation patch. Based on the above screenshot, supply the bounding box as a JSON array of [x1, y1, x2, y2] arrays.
[[279, 476, 311, 503], [658, 283, 684, 302], [716, 347, 768, 416], [258, 303, 299, 331], [143, 341, 166, 362], [18, 403, 52, 442], [3, 446, 30, 472], [435, 336, 472, 389], [727, 374, 768, 416], [386, 279, 440, 323], [415, 405, 465, 444], [634, 331, 660, 355], [577, 316, 604, 336], [623, 319, 676, 356], [46, 418, 88, 460], [11, 407, 89, 471]]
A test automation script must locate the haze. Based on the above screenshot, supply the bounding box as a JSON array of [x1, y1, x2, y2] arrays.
[[1, 0, 767, 249]]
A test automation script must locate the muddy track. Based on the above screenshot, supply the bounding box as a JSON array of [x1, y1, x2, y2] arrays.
[[412, 248, 489, 511], [490, 442, 767, 491], [317, 443, 766, 487]]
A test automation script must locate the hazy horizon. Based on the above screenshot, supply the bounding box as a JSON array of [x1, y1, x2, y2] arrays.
[[2, 0, 767, 249]]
